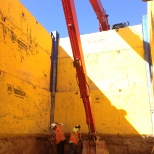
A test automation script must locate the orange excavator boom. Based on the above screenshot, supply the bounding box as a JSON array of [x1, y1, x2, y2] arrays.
[[61, 0, 110, 135], [61, 0, 109, 153], [89, 0, 110, 31], [61, 0, 96, 134]]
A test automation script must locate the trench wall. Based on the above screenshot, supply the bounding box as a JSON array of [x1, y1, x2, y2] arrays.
[[55, 25, 154, 153], [0, 0, 52, 136], [57, 26, 153, 136], [0, 0, 154, 153]]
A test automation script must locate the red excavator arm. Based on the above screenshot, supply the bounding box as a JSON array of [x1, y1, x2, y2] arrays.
[[61, 0, 109, 152], [61, 0, 96, 134], [89, 0, 110, 31]]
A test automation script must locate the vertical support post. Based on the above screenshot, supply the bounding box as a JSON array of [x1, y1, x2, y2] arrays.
[[142, 15, 154, 134], [50, 31, 59, 124]]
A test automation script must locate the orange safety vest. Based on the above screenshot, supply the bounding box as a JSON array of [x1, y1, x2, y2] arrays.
[[54, 125, 65, 144], [69, 131, 79, 145]]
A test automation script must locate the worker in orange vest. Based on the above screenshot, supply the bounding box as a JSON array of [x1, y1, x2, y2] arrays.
[[69, 124, 81, 154], [51, 122, 66, 154]]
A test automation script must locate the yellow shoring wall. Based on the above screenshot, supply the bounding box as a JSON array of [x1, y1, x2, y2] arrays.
[[0, 0, 52, 136], [0, 0, 153, 137], [56, 26, 153, 135]]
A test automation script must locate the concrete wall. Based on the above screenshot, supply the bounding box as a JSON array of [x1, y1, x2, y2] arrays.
[[0, 0, 52, 136]]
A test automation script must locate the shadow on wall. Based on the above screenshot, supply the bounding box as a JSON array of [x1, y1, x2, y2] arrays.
[[56, 43, 149, 136], [52, 27, 154, 153]]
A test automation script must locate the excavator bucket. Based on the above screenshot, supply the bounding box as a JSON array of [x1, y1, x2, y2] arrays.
[[82, 140, 109, 154], [82, 141, 95, 154]]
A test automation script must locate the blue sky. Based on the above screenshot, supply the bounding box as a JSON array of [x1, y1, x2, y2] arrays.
[[20, 0, 147, 38]]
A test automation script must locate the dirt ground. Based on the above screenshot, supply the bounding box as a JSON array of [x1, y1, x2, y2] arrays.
[[0, 134, 154, 154]]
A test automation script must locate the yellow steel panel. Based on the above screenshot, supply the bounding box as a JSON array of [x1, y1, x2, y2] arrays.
[[0, 71, 51, 136], [58, 26, 153, 135], [0, 0, 52, 137], [0, 0, 51, 50], [55, 89, 152, 135], [54, 92, 87, 133], [0, 0, 52, 90], [57, 58, 79, 92]]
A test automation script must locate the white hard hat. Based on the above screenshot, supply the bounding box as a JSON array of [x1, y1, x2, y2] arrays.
[[51, 123, 56, 129]]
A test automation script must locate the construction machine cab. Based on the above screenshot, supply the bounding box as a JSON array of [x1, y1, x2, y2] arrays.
[[112, 22, 129, 29]]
